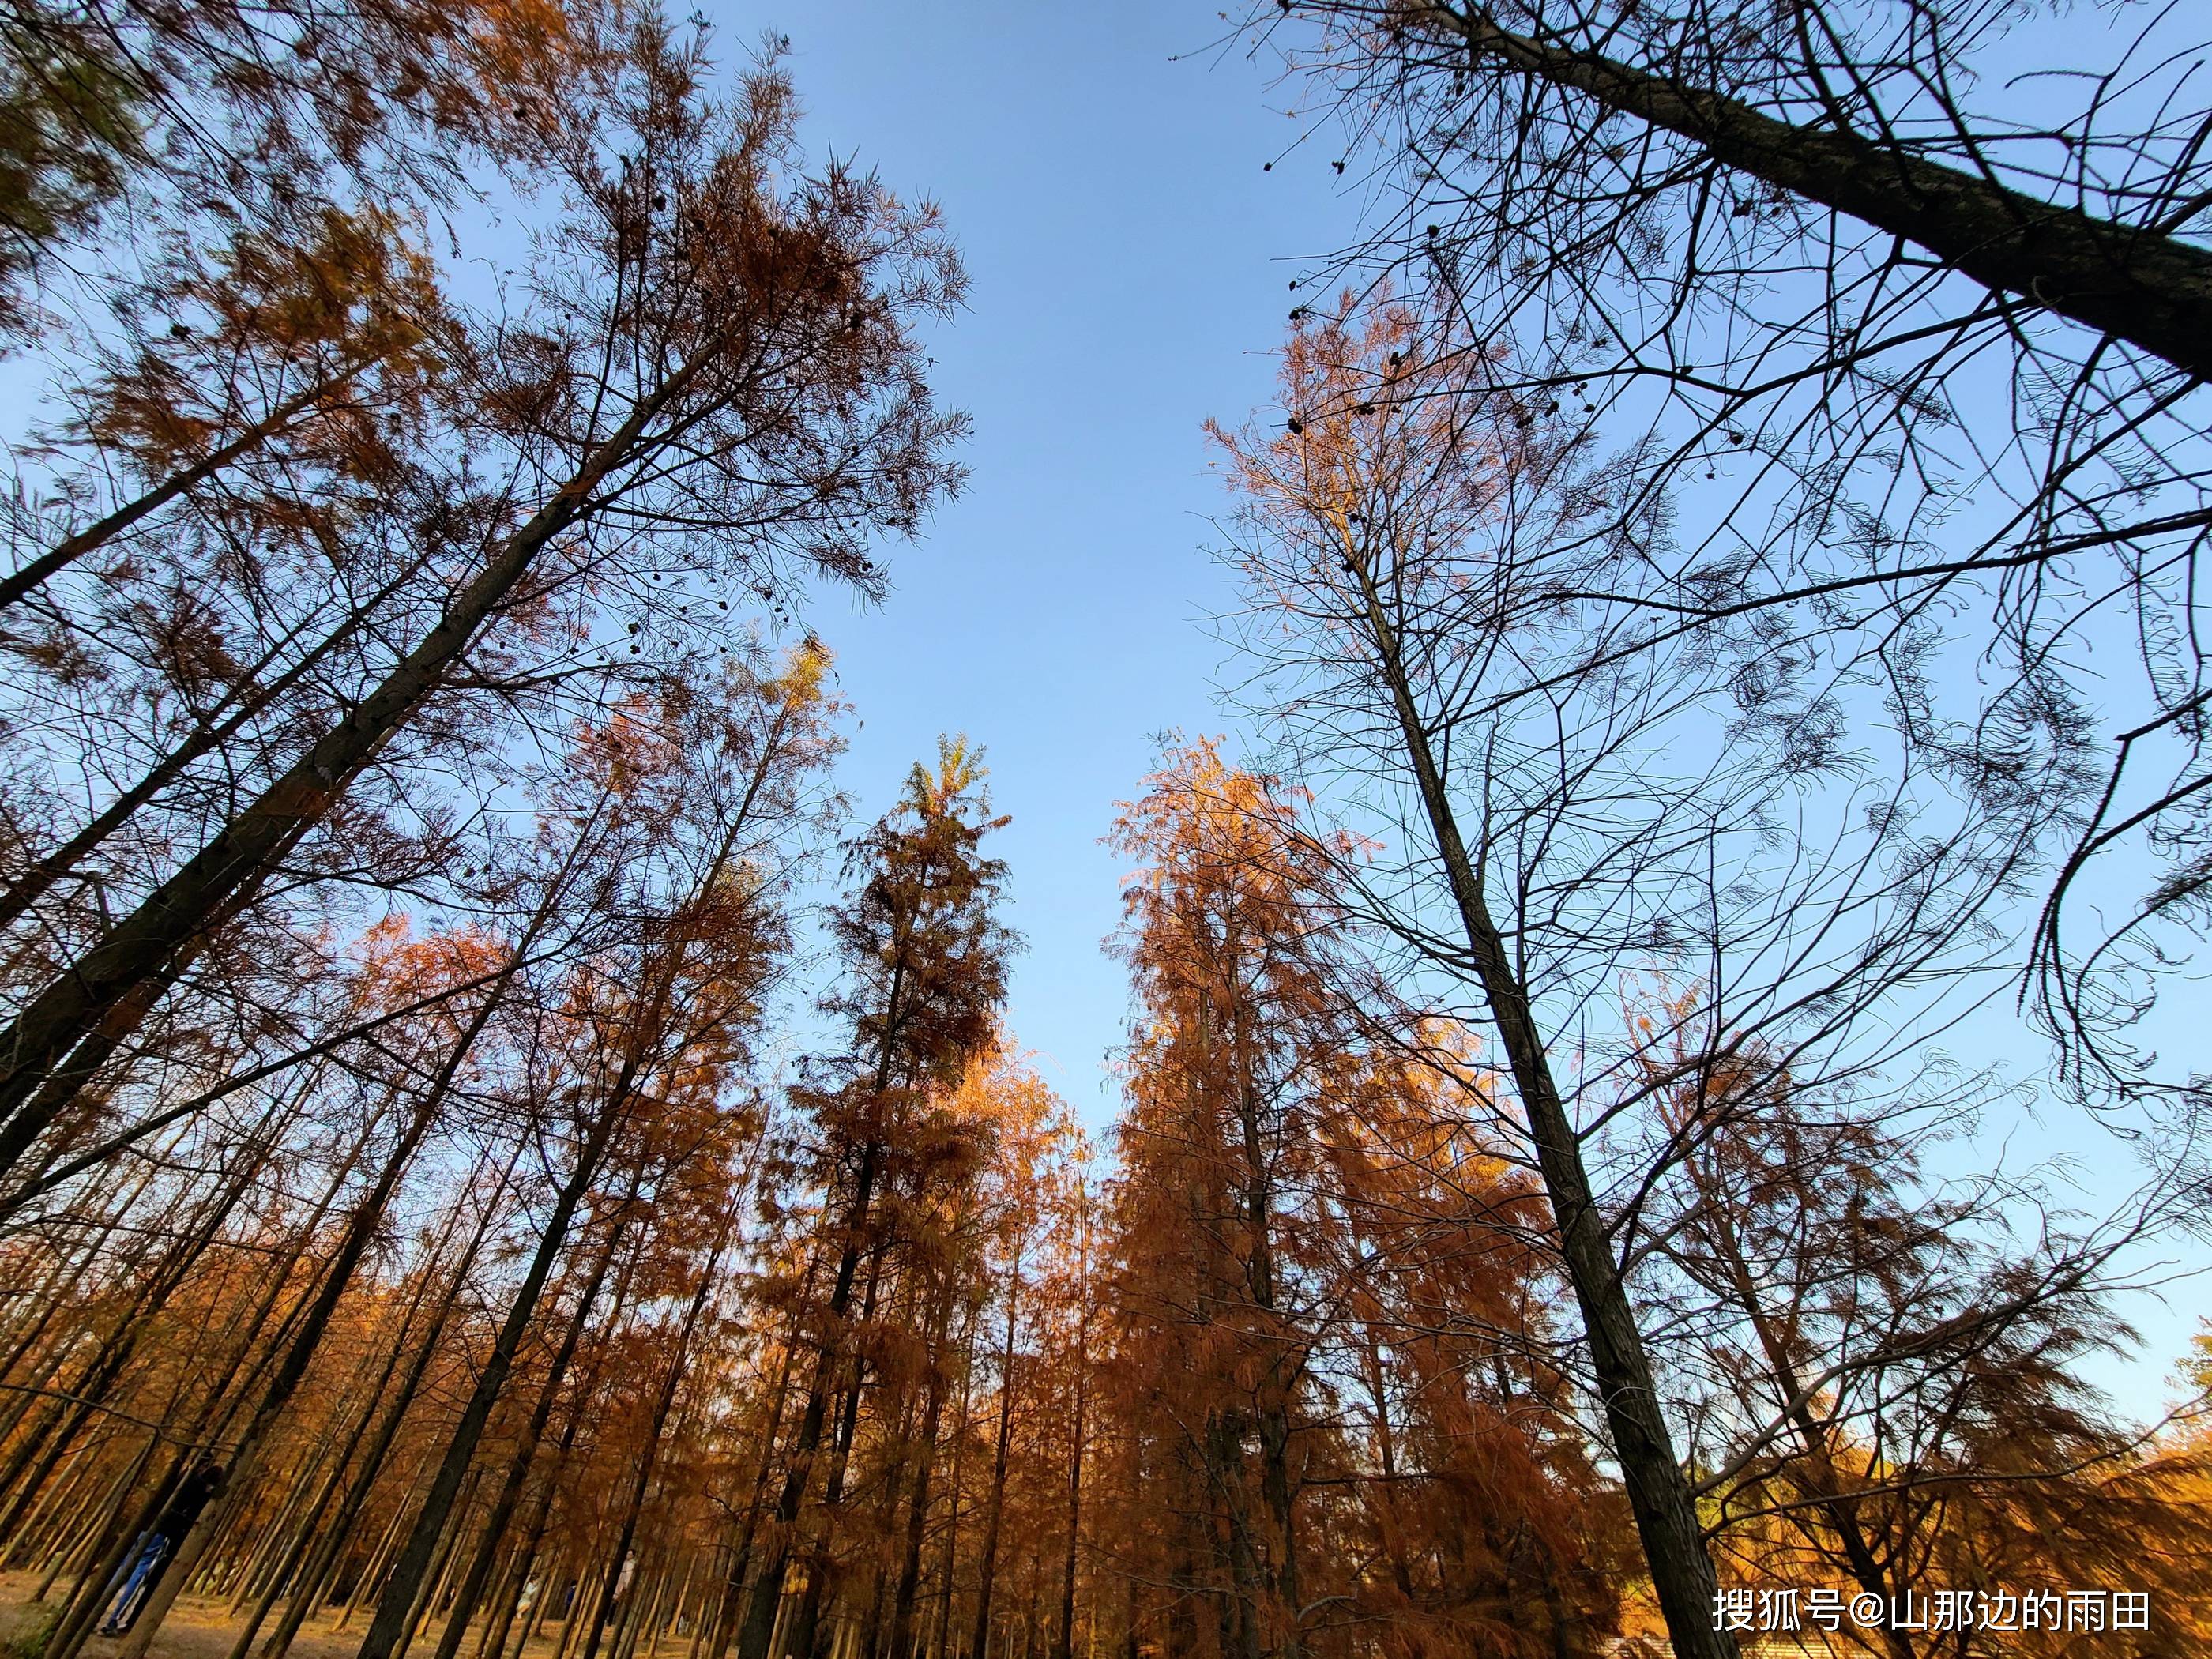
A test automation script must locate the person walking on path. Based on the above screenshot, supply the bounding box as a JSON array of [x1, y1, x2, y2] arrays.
[[96, 1462, 225, 1636]]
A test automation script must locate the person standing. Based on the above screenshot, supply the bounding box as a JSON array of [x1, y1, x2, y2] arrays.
[[97, 1461, 225, 1636]]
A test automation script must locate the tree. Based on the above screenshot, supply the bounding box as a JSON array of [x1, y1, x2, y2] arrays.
[[1106, 741, 1345, 1659], [1647, 1033, 2212, 1657], [0, 0, 596, 337], [1104, 739, 1619, 1659], [732, 735, 1016, 1659], [0, 19, 966, 1179], [1203, 293, 2077, 1658], [1255, 0, 2212, 1117], [349, 645, 842, 1659]]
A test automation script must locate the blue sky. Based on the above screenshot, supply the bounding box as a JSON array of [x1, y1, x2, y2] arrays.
[[752, 1, 1358, 1121]]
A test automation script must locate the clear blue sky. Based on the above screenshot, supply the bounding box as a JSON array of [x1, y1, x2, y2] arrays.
[[747, 1, 1357, 1121]]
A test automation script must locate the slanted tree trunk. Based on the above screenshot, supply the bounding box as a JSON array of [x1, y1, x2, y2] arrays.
[[0, 355, 704, 1162], [1680, 1151, 1913, 1659], [1342, 553, 1734, 1659], [256, 1157, 515, 1659], [570, 1215, 731, 1659], [231, 1157, 521, 1659], [424, 1181, 645, 1659], [0, 549, 425, 935], [1407, 4, 2212, 382], [349, 1072, 640, 1659], [118, 916, 547, 1659]]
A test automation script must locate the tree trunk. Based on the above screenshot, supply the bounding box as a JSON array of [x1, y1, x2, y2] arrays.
[[571, 1216, 729, 1659], [1684, 1153, 1913, 1659], [350, 1075, 639, 1659], [1415, 3, 2212, 382], [0, 353, 702, 1156], [118, 1032, 500, 1659], [889, 1280, 957, 1659], [1050, 1356, 1082, 1659], [929, 1296, 985, 1659], [734, 1141, 885, 1659], [784, 1247, 887, 1659], [1346, 558, 1735, 1659], [427, 1170, 648, 1659], [965, 1249, 1022, 1659], [0, 547, 423, 935], [228, 1170, 502, 1659], [258, 1164, 511, 1659]]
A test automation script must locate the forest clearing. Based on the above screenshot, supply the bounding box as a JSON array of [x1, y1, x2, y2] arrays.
[[0, 4, 2206, 1659]]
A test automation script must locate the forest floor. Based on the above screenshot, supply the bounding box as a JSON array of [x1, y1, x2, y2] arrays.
[[0, 1574, 589, 1659], [0, 1571, 368, 1659], [0, 1576, 1858, 1659]]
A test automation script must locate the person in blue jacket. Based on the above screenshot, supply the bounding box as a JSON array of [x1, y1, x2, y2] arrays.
[[97, 1460, 225, 1637]]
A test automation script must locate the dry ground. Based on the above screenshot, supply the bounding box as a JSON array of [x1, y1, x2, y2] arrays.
[[0, 1572, 596, 1659], [0, 1571, 363, 1659], [0, 1574, 1855, 1659]]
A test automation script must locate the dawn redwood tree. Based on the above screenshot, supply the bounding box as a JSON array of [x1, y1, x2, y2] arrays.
[[0, 0, 599, 337], [0, 201, 453, 620], [1204, 297, 2078, 1658], [1254, 0, 2212, 1115], [1639, 1032, 2212, 1657], [1101, 739, 1619, 1659], [733, 737, 1015, 1659], [349, 645, 842, 1659], [1315, 1057, 1622, 1657], [0, 21, 965, 1176], [1105, 741, 1346, 1659]]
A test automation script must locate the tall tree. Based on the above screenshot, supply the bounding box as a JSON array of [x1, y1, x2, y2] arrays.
[[1204, 296, 2075, 1657], [1258, 0, 2212, 1115], [733, 736, 1015, 1659], [0, 21, 965, 1176]]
